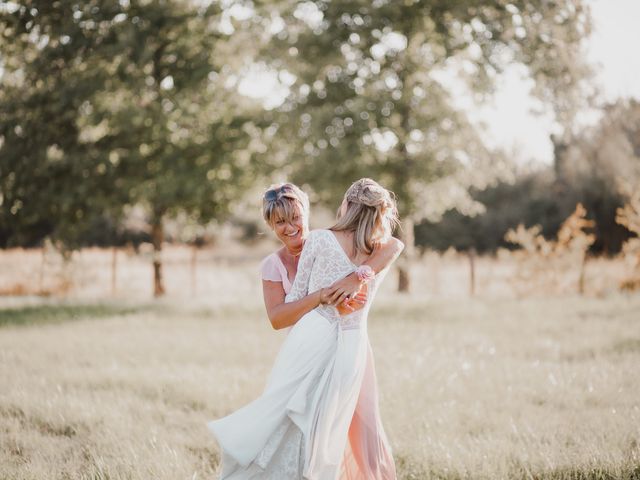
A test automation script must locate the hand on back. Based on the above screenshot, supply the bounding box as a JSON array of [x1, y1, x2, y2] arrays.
[[320, 283, 368, 316]]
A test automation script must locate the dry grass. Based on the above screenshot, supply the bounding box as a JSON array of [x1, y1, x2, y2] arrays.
[[616, 190, 640, 291], [503, 204, 596, 296], [1, 284, 639, 479]]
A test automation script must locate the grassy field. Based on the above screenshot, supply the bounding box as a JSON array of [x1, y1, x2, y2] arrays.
[[1, 290, 639, 480]]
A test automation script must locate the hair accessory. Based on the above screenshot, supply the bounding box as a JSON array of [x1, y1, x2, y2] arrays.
[[347, 182, 362, 202], [355, 264, 375, 282], [264, 184, 293, 202]]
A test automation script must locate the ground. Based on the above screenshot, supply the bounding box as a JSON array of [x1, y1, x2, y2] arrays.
[[1, 291, 639, 479]]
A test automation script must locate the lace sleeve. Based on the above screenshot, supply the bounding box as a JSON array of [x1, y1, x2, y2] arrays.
[[285, 231, 318, 303]]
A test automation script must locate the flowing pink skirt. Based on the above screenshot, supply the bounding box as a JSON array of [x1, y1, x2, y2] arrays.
[[341, 340, 396, 480]]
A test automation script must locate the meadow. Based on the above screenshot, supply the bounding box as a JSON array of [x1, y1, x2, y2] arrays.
[[1, 247, 639, 480]]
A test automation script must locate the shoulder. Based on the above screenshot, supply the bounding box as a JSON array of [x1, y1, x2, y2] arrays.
[[305, 229, 329, 243], [260, 252, 286, 281], [295, 230, 329, 259], [306, 229, 335, 246], [386, 237, 405, 252], [260, 251, 278, 266], [375, 236, 404, 251], [308, 228, 328, 237]]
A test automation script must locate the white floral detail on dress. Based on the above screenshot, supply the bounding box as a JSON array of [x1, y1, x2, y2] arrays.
[[255, 421, 305, 478], [285, 229, 385, 330]]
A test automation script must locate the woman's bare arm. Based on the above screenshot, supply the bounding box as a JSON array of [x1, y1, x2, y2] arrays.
[[365, 236, 405, 272], [262, 280, 328, 330], [263, 280, 367, 329]]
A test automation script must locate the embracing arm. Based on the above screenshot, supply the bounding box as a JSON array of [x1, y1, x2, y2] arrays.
[[327, 236, 405, 305], [365, 236, 405, 273], [262, 280, 328, 330]]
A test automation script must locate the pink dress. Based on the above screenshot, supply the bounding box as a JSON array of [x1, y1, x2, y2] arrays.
[[209, 230, 396, 479]]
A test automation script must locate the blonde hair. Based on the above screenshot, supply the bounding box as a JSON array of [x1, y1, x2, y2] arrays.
[[330, 178, 399, 255], [262, 183, 310, 227]]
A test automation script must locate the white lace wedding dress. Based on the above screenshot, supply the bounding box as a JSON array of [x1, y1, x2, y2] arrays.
[[208, 229, 396, 479]]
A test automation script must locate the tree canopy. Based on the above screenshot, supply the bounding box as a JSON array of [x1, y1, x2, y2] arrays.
[[257, 0, 592, 289], [0, 0, 600, 293], [0, 0, 268, 293]]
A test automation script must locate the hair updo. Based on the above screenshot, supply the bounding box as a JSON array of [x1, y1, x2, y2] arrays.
[[331, 178, 399, 255]]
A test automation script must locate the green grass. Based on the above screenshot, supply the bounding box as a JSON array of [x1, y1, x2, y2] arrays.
[[0, 302, 144, 328], [1, 294, 639, 479]]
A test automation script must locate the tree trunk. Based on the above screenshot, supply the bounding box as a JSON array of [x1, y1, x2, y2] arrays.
[[468, 248, 476, 297], [578, 253, 588, 295], [397, 217, 415, 292], [394, 96, 417, 294], [432, 252, 440, 296], [190, 245, 197, 297], [111, 246, 118, 296], [38, 244, 46, 295], [151, 212, 165, 297]]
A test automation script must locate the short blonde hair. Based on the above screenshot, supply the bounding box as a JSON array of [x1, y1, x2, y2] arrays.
[[331, 178, 399, 255], [262, 183, 310, 227]]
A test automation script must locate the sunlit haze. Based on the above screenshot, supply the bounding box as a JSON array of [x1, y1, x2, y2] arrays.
[[241, 0, 640, 164]]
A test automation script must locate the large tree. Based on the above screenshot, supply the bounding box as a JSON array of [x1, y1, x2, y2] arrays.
[[260, 0, 592, 290], [0, 0, 264, 295], [0, 1, 124, 249]]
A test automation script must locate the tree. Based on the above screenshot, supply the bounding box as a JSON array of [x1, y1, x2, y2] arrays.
[[552, 99, 640, 254], [0, 0, 264, 295], [259, 0, 592, 290], [416, 99, 640, 256], [414, 167, 567, 254], [0, 1, 125, 249]]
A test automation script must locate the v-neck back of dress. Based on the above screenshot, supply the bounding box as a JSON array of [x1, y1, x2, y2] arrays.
[[325, 229, 370, 268]]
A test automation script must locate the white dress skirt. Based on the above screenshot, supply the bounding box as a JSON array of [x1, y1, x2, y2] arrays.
[[208, 230, 396, 479]]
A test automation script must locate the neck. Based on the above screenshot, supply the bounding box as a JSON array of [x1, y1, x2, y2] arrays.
[[285, 244, 303, 257]]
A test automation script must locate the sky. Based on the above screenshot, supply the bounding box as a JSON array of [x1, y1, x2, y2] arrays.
[[468, 0, 640, 164]]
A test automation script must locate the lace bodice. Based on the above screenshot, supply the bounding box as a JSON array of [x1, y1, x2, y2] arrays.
[[285, 229, 386, 330]]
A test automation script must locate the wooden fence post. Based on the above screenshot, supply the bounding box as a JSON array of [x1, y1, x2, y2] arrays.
[[38, 245, 46, 295], [190, 245, 198, 297], [468, 248, 476, 297], [111, 246, 118, 296]]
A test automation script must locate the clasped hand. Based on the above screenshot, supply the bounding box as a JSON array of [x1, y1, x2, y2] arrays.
[[319, 274, 368, 315]]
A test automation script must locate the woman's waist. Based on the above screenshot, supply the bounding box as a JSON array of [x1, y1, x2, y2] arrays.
[[315, 305, 366, 330]]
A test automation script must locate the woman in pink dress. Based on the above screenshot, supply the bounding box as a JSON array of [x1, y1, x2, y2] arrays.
[[209, 179, 402, 479]]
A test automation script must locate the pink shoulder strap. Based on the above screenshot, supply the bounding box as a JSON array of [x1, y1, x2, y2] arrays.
[[260, 252, 293, 294], [260, 253, 283, 282]]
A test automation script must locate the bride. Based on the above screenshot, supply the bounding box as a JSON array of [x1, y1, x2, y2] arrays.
[[208, 178, 401, 479]]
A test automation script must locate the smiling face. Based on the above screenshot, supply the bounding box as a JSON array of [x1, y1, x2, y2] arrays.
[[271, 204, 308, 252], [262, 183, 310, 253]]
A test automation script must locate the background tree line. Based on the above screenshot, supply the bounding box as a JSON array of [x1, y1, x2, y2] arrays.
[[416, 99, 640, 256], [1, 0, 636, 295]]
